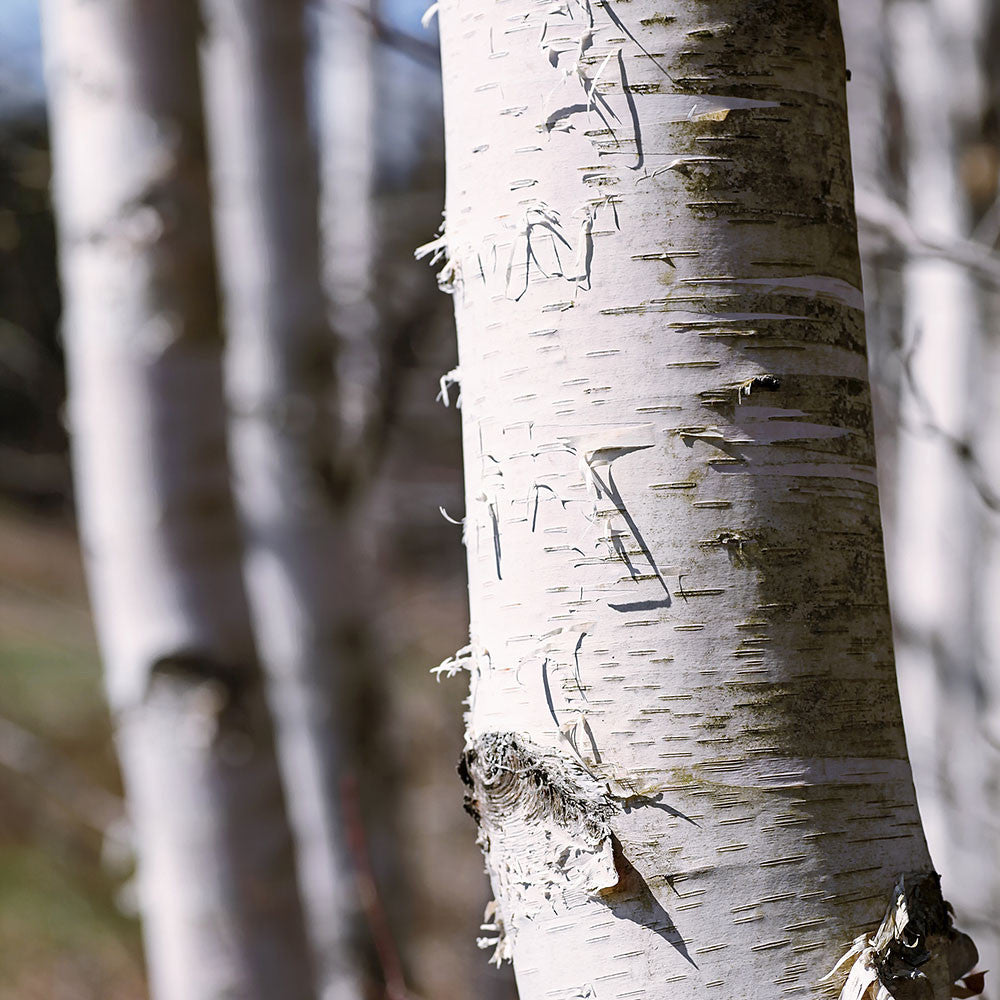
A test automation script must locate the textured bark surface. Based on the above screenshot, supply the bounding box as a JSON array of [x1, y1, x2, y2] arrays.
[[199, 2, 364, 997], [434, 1, 967, 996], [41, 1, 315, 997]]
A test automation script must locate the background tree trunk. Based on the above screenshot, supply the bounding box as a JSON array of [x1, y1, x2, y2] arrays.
[[312, 1, 417, 981], [843, 0, 1000, 982], [198, 2, 365, 996], [840, 0, 904, 531], [40, 1, 316, 997], [974, 8, 1000, 984], [885, 0, 1000, 981], [434, 1, 975, 996], [887, 0, 979, 950], [315, 0, 378, 446]]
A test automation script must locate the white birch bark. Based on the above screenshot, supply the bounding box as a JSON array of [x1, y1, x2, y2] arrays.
[[433, 1, 979, 996], [198, 3, 364, 997], [40, 1, 316, 997]]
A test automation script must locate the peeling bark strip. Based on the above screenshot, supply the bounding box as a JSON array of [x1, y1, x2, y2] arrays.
[[433, 0, 979, 996]]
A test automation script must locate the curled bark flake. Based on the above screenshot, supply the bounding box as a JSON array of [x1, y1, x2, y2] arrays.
[[737, 372, 782, 401], [415, 221, 461, 294], [476, 898, 511, 966], [822, 873, 981, 1000], [431, 642, 476, 681], [436, 365, 462, 407]]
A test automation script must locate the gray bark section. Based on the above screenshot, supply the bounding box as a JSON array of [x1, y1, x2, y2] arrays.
[[199, 2, 364, 996], [41, 1, 316, 997]]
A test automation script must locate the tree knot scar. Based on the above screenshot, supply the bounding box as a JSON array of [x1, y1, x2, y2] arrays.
[[737, 373, 782, 402], [821, 872, 983, 999], [143, 653, 260, 751], [148, 652, 250, 709], [459, 732, 626, 962], [700, 530, 758, 568], [460, 731, 618, 843]]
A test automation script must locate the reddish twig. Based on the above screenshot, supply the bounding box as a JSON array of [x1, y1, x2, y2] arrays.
[[340, 772, 416, 1000]]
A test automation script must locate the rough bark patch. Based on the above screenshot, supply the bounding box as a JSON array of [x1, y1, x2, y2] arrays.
[[459, 731, 618, 849], [460, 732, 698, 968], [823, 872, 981, 999], [459, 732, 621, 962]]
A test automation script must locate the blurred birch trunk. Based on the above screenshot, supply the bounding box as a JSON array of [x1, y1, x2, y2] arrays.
[[317, 0, 377, 446], [885, 0, 1000, 980], [974, 4, 1000, 982], [840, 0, 904, 529], [433, 0, 978, 996], [313, 0, 408, 963], [40, 1, 316, 997], [198, 2, 365, 997]]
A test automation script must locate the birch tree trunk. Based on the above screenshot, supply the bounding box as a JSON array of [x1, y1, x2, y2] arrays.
[[887, 0, 1000, 981], [433, 1, 979, 996], [974, 242, 1000, 998], [888, 0, 978, 940], [972, 9, 1000, 981], [199, 3, 364, 997], [888, 0, 979, 858], [313, 0, 414, 959], [40, 2, 316, 998]]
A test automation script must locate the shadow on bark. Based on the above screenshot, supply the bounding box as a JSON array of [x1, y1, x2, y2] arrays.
[[600, 834, 697, 968]]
